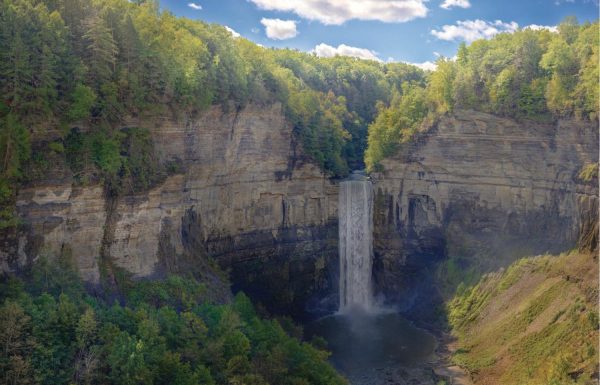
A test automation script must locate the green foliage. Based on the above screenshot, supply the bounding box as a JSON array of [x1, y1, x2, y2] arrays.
[[435, 256, 479, 300], [64, 126, 161, 191], [0, 2, 598, 184], [268, 50, 425, 171], [48, 141, 64, 154], [1, 0, 596, 208], [83, 14, 118, 87], [89, 129, 123, 176], [365, 83, 427, 170], [427, 58, 455, 115], [67, 84, 96, 122], [0, 261, 347, 385], [0, 0, 431, 186], [120, 127, 161, 191], [0, 113, 30, 228], [287, 90, 352, 176]]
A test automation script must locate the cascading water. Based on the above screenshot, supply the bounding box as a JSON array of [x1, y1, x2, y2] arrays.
[[305, 172, 437, 385], [338, 172, 374, 312], [306, 171, 437, 384]]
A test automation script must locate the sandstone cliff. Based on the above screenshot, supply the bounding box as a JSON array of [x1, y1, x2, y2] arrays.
[[371, 110, 598, 310], [6, 103, 340, 317]]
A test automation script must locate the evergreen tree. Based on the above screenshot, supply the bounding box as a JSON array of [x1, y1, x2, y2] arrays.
[[83, 14, 118, 88]]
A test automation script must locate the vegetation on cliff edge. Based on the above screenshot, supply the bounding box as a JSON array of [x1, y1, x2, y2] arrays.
[[0, 0, 430, 226], [365, 18, 599, 170], [0, 0, 597, 224]]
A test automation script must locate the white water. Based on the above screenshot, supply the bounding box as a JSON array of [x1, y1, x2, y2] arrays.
[[338, 176, 374, 312]]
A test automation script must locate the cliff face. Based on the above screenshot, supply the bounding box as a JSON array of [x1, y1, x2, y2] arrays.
[[3, 107, 597, 319], [371, 110, 598, 310], [7, 103, 340, 317]]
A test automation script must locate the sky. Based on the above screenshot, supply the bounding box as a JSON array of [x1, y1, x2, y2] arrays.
[[159, 0, 599, 69]]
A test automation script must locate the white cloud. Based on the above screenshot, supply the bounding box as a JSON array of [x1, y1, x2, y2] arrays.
[[260, 18, 299, 40], [251, 27, 260, 34], [431, 19, 519, 42], [555, 0, 599, 6], [387, 56, 437, 71], [187, 2, 202, 10], [313, 43, 381, 61], [440, 0, 471, 9], [249, 0, 428, 25], [225, 26, 241, 38], [406, 60, 437, 71], [524, 24, 558, 33]]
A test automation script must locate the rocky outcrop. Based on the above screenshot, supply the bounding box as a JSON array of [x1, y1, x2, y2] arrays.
[[371, 110, 598, 309], [8, 103, 339, 318]]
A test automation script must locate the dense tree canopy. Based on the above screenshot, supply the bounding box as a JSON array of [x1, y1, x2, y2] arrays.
[[0, 3, 598, 383], [0, 0, 428, 227], [0, 258, 347, 385]]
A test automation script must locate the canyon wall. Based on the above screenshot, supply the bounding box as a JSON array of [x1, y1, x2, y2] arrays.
[[371, 110, 598, 310], [4, 103, 340, 317], [2, 106, 597, 319]]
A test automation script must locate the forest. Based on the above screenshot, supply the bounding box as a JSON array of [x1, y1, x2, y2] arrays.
[[0, 0, 430, 228], [0, 256, 347, 385], [1, 0, 598, 227]]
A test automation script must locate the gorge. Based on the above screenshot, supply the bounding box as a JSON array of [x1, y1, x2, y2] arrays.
[[310, 172, 440, 385], [0, 3, 598, 384], [4, 105, 596, 384], [5, 107, 596, 320]]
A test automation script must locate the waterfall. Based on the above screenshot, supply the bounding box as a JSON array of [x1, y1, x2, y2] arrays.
[[338, 174, 374, 312]]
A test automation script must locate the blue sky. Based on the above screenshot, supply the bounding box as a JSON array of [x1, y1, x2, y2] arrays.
[[159, 0, 599, 68]]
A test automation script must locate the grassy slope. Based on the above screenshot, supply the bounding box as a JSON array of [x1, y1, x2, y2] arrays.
[[447, 251, 599, 385]]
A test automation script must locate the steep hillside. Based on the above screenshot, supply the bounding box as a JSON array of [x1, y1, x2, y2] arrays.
[[0, 0, 424, 318], [448, 250, 599, 384]]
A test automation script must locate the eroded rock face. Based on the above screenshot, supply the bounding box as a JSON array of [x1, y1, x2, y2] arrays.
[[371, 110, 598, 310], [9, 103, 339, 317]]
